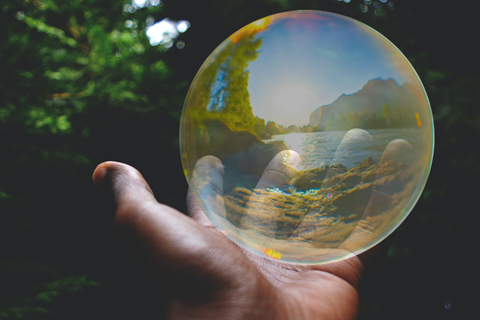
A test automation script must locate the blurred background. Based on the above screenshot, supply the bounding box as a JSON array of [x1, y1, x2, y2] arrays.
[[0, 0, 477, 319]]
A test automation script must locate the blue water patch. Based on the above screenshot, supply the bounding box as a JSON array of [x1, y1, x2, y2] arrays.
[[264, 128, 424, 170]]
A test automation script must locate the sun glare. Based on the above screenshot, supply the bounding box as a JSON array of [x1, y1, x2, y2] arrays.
[[272, 86, 320, 126]]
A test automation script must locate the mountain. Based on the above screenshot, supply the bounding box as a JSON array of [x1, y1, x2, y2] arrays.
[[308, 78, 419, 130]]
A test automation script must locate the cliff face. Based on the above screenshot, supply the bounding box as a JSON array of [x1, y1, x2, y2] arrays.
[[309, 78, 418, 129]]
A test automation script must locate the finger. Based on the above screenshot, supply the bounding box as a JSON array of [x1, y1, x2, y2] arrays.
[[379, 138, 414, 165], [255, 150, 302, 189], [363, 139, 413, 216], [93, 161, 155, 210], [92, 161, 252, 300], [340, 139, 413, 251], [187, 155, 226, 229], [241, 150, 302, 239], [322, 128, 373, 187], [288, 129, 373, 245]]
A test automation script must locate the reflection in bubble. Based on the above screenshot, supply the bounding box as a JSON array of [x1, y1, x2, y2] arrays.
[[264, 248, 282, 259], [180, 11, 433, 264]]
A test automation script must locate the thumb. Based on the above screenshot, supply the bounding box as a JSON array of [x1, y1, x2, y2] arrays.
[[92, 161, 253, 300], [93, 161, 156, 214]]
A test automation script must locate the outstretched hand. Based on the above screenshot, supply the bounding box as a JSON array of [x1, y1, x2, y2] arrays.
[[93, 157, 391, 320]]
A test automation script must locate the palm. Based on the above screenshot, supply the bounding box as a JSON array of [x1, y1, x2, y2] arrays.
[[186, 151, 378, 320], [93, 128, 409, 319], [187, 194, 366, 319]]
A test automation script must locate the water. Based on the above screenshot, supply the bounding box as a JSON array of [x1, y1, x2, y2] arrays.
[[264, 128, 425, 170], [179, 10, 434, 263]]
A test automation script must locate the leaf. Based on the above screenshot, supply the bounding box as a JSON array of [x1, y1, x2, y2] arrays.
[[22, 16, 78, 48]]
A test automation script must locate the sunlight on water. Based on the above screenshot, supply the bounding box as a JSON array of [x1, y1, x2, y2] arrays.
[[180, 11, 433, 264]]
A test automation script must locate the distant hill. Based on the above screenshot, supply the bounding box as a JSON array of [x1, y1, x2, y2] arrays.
[[309, 78, 420, 130]]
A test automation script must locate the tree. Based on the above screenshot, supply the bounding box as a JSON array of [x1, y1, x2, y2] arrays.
[[326, 112, 337, 131], [1, 1, 478, 319], [254, 116, 267, 138], [188, 25, 264, 136], [265, 120, 283, 136], [382, 103, 391, 126]]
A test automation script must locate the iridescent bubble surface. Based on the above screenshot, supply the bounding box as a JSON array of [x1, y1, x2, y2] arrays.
[[180, 11, 433, 264]]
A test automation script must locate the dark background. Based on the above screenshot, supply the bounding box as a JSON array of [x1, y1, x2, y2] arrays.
[[0, 0, 477, 319]]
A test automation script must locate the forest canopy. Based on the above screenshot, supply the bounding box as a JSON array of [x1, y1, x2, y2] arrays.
[[0, 0, 478, 319]]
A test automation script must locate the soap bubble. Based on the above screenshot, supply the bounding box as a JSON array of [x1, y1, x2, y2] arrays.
[[180, 11, 433, 264]]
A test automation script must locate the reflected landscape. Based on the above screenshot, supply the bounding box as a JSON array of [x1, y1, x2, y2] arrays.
[[180, 11, 433, 264]]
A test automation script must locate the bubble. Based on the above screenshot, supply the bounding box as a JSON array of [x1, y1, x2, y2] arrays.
[[15, 11, 25, 20], [180, 11, 434, 264], [374, 8, 385, 16], [176, 41, 185, 49], [445, 301, 452, 310], [359, 4, 369, 13], [146, 15, 155, 26]]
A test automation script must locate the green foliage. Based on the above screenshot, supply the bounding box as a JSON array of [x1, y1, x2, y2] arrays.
[[0, 260, 97, 319], [325, 105, 417, 131], [265, 120, 283, 136], [0, 1, 188, 316], [0, 0, 478, 319], [254, 116, 267, 138], [189, 32, 263, 135]]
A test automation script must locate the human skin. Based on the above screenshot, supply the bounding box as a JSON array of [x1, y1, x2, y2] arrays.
[[92, 160, 390, 320]]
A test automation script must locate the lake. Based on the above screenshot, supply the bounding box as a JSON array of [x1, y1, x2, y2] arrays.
[[263, 128, 428, 170]]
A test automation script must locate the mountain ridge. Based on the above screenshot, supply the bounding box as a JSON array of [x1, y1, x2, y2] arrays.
[[309, 78, 418, 130]]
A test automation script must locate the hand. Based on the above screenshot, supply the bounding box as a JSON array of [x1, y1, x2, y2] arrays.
[[188, 128, 412, 264], [92, 164, 391, 320], [92, 127, 412, 319]]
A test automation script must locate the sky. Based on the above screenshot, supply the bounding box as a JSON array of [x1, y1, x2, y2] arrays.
[[246, 12, 413, 126]]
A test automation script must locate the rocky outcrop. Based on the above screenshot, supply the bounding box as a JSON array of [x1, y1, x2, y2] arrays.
[[190, 119, 288, 195], [223, 156, 413, 244]]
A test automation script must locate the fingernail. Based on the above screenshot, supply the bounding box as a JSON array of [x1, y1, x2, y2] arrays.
[[92, 163, 116, 231], [93, 163, 108, 190]]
